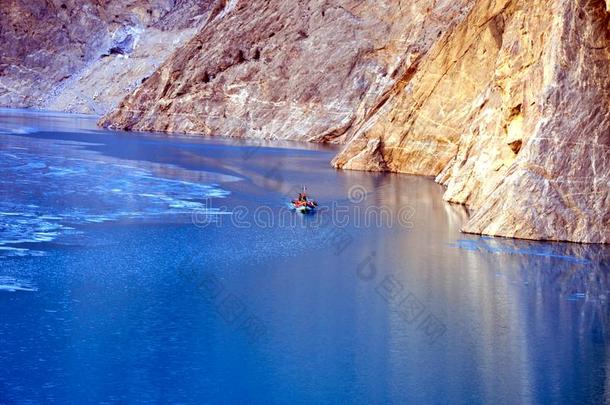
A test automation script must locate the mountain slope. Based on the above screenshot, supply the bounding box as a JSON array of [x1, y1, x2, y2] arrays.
[[0, 0, 214, 114], [6, 0, 606, 243], [100, 0, 472, 141]]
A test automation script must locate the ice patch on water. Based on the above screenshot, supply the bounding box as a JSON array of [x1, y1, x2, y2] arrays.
[[168, 200, 206, 209], [450, 238, 590, 264], [566, 292, 587, 301], [0, 276, 38, 292], [0, 133, 232, 257], [0, 121, 39, 135], [0, 247, 45, 258], [11, 126, 37, 134]]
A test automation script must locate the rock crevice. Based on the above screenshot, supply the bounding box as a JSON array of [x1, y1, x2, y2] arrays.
[[335, 0, 610, 243]]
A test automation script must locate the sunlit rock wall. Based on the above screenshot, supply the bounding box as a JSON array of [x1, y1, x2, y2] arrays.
[[100, 0, 472, 140], [333, 0, 610, 243], [11, 0, 606, 243]]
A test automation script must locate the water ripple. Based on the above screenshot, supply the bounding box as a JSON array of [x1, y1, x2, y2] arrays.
[[0, 134, 231, 257], [0, 276, 38, 292]]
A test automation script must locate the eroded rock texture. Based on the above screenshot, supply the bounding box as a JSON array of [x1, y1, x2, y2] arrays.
[[8, 0, 607, 243], [334, 0, 610, 243], [102, 0, 610, 243], [100, 0, 472, 140], [0, 0, 213, 113]]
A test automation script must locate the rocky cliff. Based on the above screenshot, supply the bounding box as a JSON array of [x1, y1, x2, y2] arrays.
[[100, 0, 473, 140], [102, 0, 609, 243], [333, 0, 610, 243], [0, 0, 213, 114], [3, 0, 608, 243]]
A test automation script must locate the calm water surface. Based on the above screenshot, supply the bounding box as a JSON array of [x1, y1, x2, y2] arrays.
[[0, 109, 609, 404]]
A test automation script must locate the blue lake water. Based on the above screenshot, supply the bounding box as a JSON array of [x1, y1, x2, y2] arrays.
[[0, 109, 609, 404]]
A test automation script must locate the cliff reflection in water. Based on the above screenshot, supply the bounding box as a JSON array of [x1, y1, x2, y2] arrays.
[[337, 171, 610, 402]]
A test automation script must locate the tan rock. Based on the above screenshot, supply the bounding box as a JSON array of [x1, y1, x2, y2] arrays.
[[100, 0, 473, 141], [334, 0, 610, 243], [462, 0, 610, 243], [43, 26, 201, 114], [6, 0, 604, 243]]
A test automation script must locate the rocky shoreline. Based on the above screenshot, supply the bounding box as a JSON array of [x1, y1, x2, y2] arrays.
[[2, 0, 608, 243]]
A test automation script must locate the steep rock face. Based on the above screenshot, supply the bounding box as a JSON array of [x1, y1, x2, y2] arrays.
[[461, 0, 610, 243], [37, 0, 609, 244], [334, 0, 610, 243], [100, 0, 472, 140], [0, 0, 213, 114]]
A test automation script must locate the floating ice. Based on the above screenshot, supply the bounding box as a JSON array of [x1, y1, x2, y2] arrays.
[[17, 126, 37, 134], [0, 133, 231, 257], [566, 293, 587, 301], [0, 276, 38, 292], [450, 238, 590, 263], [0, 247, 46, 258]]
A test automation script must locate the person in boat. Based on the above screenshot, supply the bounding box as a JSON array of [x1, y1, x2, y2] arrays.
[[294, 189, 316, 208]]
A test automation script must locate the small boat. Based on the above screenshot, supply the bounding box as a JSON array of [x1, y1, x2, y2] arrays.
[[291, 200, 317, 213], [291, 186, 317, 213]]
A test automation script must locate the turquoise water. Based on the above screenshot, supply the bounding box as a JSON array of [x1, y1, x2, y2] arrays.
[[0, 109, 609, 403]]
